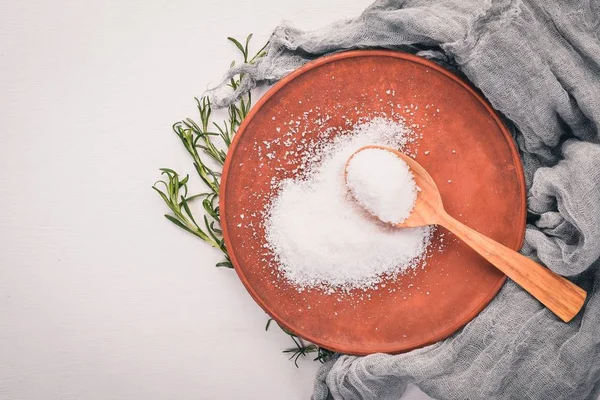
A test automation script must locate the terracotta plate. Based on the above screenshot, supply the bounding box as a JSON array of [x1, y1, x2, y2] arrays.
[[220, 51, 526, 355]]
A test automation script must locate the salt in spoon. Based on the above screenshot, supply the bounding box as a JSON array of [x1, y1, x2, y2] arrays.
[[345, 145, 586, 322]]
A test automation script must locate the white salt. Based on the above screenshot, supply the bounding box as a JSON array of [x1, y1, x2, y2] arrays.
[[346, 148, 417, 224], [263, 118, 432, 292]]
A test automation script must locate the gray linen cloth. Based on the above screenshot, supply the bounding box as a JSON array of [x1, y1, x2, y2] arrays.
[[210, 0, 600, 398]]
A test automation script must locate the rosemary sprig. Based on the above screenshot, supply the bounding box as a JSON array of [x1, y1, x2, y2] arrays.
[[152, 35, 263, 268], [266, 319, 334, 367], [154, 34, 332, 364]]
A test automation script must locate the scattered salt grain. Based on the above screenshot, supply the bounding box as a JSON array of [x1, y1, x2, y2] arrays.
[[346, 148, 417, 224], [263, 118, 432, 293]]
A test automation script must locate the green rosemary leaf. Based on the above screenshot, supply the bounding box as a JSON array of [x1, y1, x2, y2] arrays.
[[265, 318, 274, 331], [205, 168, 221, 191], [239, 98, 247, 118], [315, 347, 334, 363], [213, 121, 227, 135], [249, 40, 269, 64], [227, 36, 246, 59], [179, 174, 189, 186], [152, 185, 171, 206], [290, 334, 303, 350], [202, 197, 216, 219], [152, 186, 180, 216], [216, 261, 233, 268], [194, 162, 220, 193], [183, 193, 208, 204], [218, 240, 228, 255], [198, 97, 212, 131], [183, 118, 199, 132], [180, 196, 201, 230], [204, 215, 221, 244], [244, 34, 253, 58], [164, 214, 195, 235], [232, 105, 244, 123], [213, 121, 232, 146], [210, 221, 222, 235], [159, 167, 179, 177]]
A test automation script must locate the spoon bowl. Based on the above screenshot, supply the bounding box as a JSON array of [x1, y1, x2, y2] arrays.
[[346, 145, 587, 322], [346, 145, 444, 228]]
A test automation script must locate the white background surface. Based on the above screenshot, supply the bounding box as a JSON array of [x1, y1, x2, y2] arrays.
[[0, 0, 432, 399]]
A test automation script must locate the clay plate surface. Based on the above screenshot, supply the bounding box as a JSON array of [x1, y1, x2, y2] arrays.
[[220, 50, 526, 355]]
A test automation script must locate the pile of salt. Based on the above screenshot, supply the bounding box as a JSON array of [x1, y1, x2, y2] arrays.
[[263, 118, 432, 293]]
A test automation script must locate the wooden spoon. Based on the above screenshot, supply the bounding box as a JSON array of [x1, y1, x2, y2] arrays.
[[345, 145, 586, 322]]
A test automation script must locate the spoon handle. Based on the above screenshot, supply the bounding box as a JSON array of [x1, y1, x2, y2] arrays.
[[438, 212, 586, 322]]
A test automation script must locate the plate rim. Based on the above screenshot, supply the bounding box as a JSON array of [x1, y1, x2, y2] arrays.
[[220, 50, 527, 355]]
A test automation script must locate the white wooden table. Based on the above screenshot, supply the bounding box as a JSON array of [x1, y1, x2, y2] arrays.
[[0, 0, 432, 398]]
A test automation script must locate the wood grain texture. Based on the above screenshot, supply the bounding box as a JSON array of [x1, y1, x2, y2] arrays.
[[438, 212, 587, 322], [378, 147, 587, 322]]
